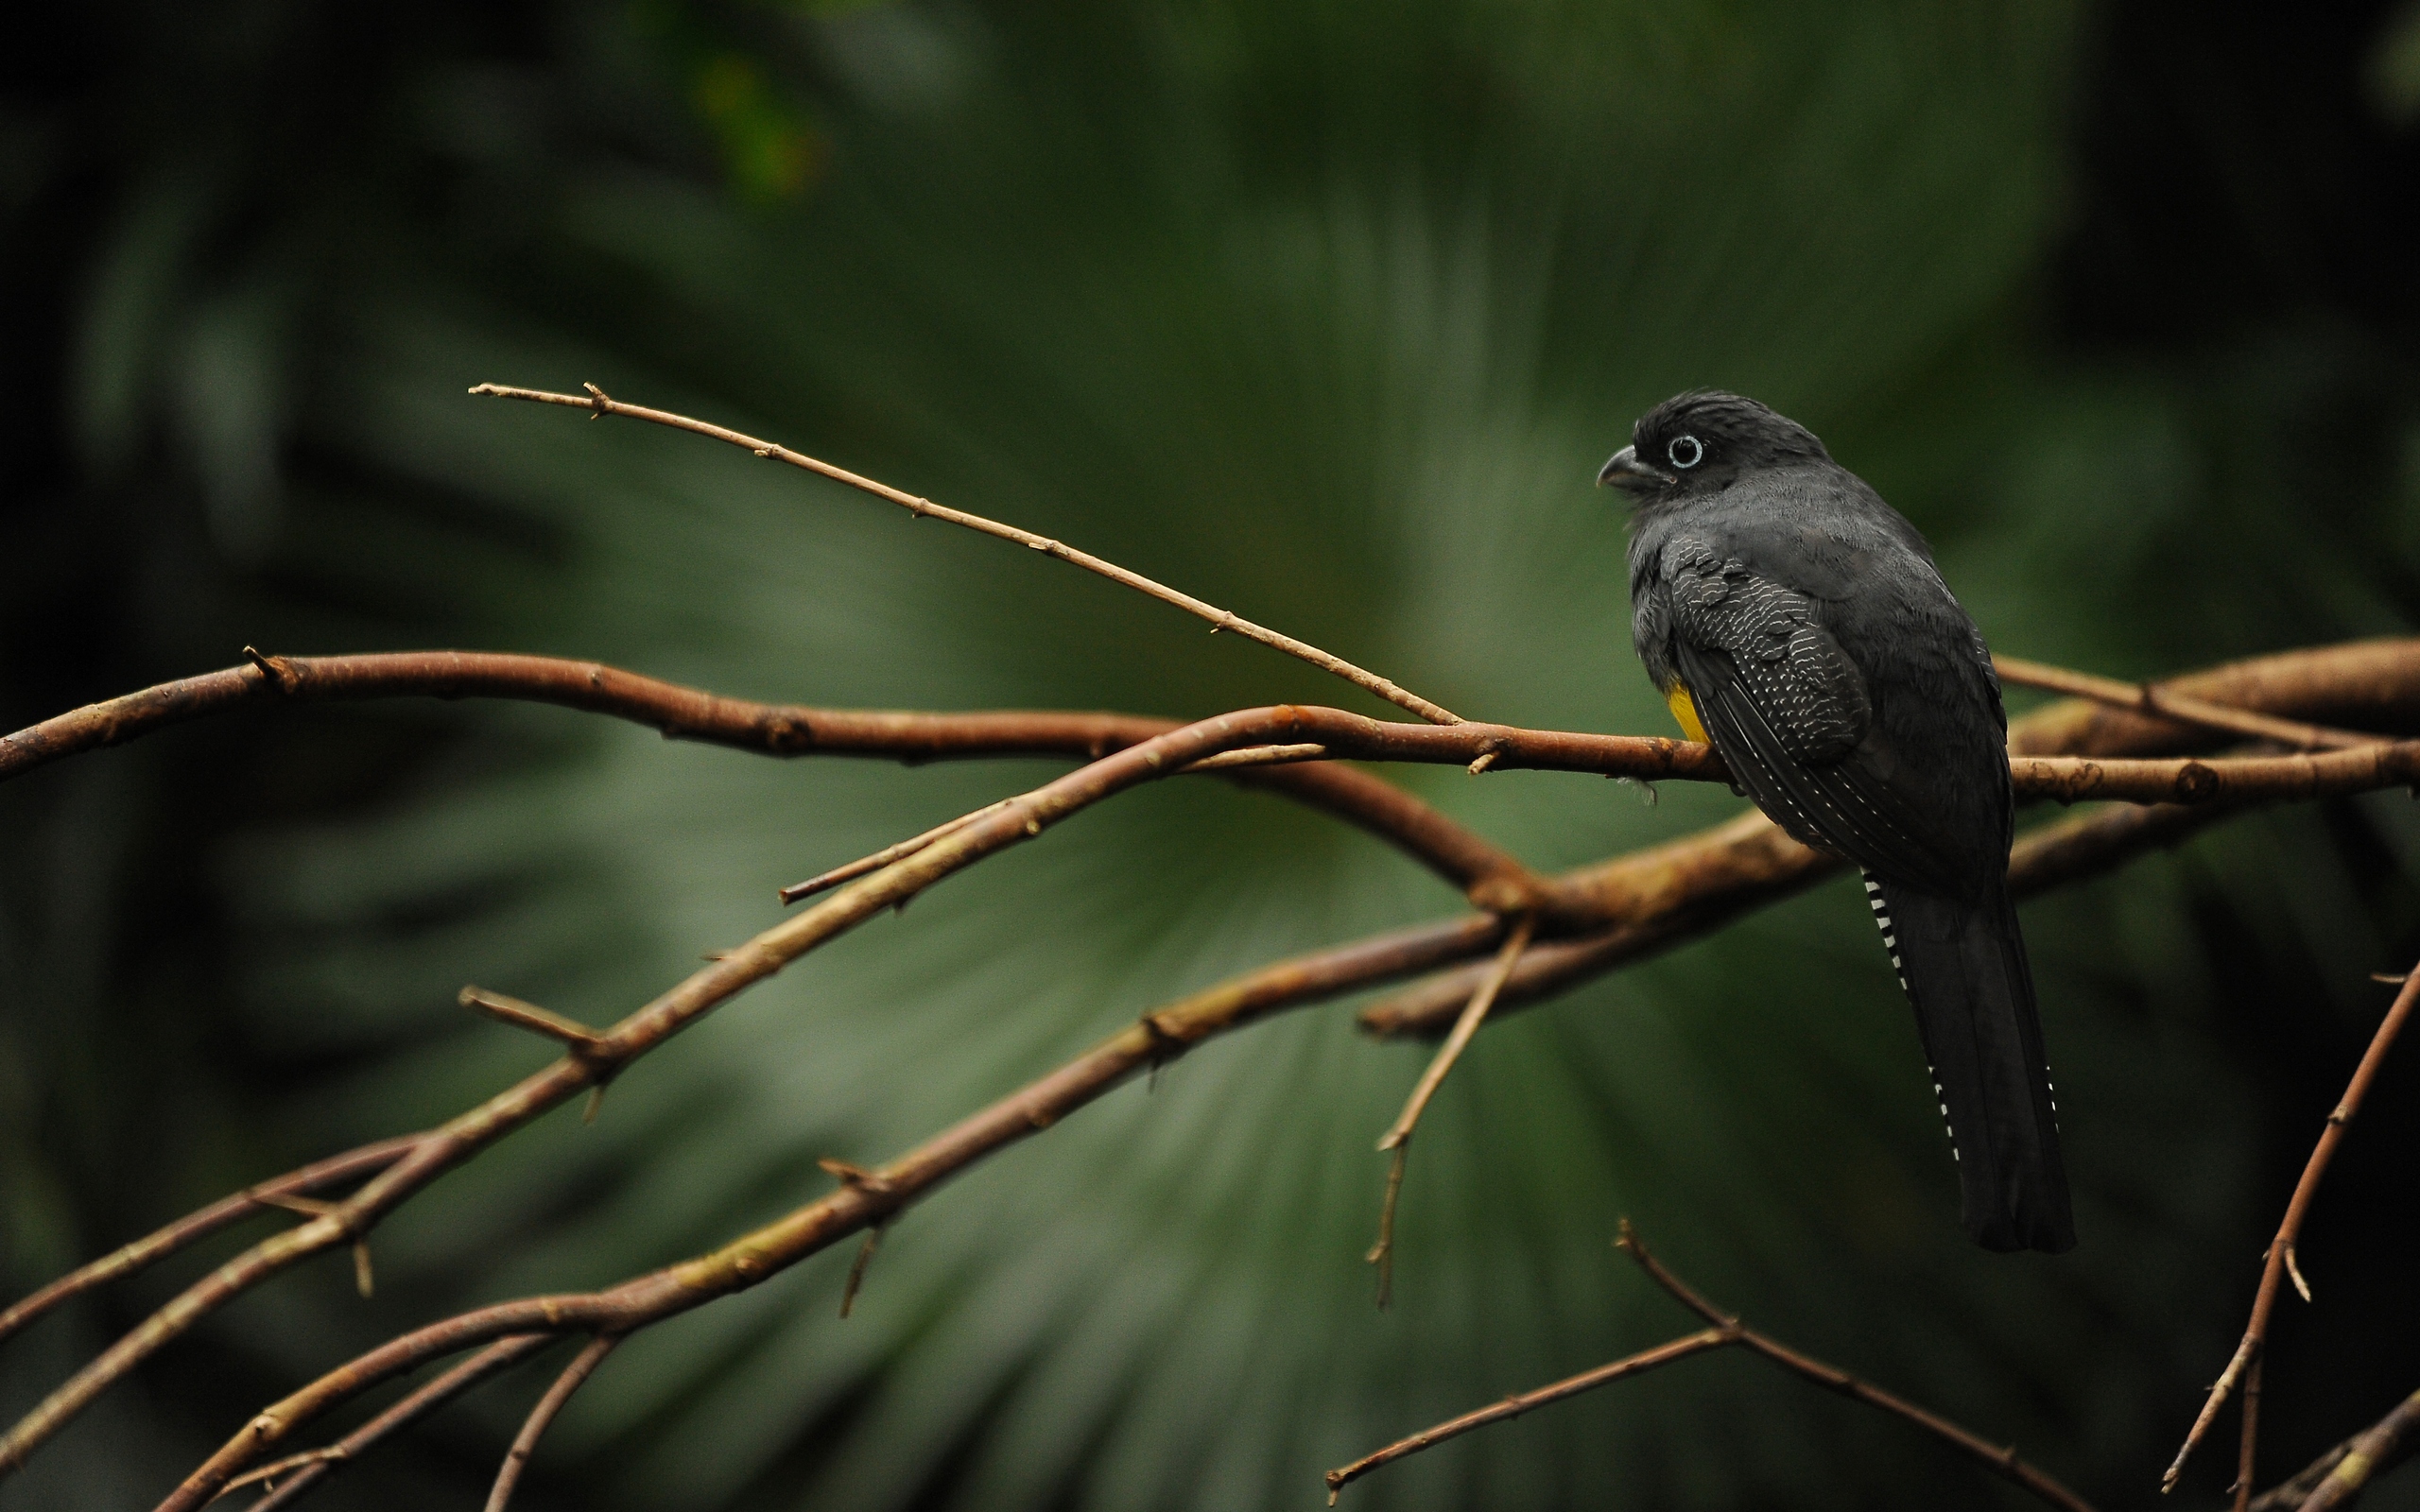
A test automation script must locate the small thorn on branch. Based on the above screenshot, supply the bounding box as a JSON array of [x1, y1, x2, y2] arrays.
[[1466, 750, 1498, 775], [248, 1191, 337, 1219], [458, 987, 608, 1058], [839, 1221, 889, 1318], [818, 1158, 895, 1196], [2284, 1245, 2311, 1304], [242, 645, 293, 693], [579, 381, 611, 418], [780, 800, 1012, 904], [353, 1242, 375, 1299]]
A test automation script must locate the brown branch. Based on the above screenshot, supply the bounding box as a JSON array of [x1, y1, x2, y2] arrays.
[[2009, 743, 2420, 807], [457, 988, 607, 1057], [483, 1334, 619, 1512], [241, 1335, 552, 1512], [9, 640, 2413, 1495], [14, 702, 1547, 1484], [780, 800, 1012, 903], [0, 1137, 420, 1349], [1358, 799, 2243, 1040], [0, 649, 1603, 906], [1994, 655, 2385, 751], [469, 382, 1464, 725], [1364, 916, 1535, 1306], [2165, 966, 2420, 1504], [2248, 1385, 2420, 1512], [1323, 1328, 1735, 1500], [1326, 1223, 2095, 1511], [1614, 1224, 2098, 1512], [147, 911, 1512, 1512]]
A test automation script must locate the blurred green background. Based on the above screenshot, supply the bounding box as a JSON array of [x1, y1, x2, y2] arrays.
[[6, 2, 2420, 1508]]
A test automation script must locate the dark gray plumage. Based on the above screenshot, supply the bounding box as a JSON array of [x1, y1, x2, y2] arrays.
[[1602, 390, 2074, 1254]]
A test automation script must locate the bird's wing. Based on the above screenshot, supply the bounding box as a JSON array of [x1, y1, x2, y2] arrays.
[[1660, 536, 1964, 894]]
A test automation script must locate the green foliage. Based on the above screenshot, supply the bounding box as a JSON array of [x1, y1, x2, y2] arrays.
[[7, 3, 2420, 1509]]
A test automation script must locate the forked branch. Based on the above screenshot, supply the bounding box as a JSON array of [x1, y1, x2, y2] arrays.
[[1324, 1222, 2097, 1512], [2163, 964, 2420, 1505]]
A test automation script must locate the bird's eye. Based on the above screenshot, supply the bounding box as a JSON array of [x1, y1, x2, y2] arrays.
[[1668, 435, 1704, 470]]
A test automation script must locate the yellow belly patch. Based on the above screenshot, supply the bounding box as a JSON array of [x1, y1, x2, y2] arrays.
[[1665, 682, 1708, 743]]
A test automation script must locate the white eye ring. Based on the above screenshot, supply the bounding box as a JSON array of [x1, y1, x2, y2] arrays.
[[1668, 435, 1703, 470]]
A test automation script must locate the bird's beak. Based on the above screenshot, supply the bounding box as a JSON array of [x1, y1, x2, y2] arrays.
[[1597, 445, 1671, 494]]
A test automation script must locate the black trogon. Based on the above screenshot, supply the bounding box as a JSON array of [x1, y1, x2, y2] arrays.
[[1601, 390, 2074, 1254]]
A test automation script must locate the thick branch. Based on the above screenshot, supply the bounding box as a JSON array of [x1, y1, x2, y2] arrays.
[[17, 640, 2420, 1495], [470, 383, 1462, 724], [1993, 655, 2382, 750]]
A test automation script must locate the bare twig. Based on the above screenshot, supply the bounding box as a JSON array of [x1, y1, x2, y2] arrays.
[[1994, 655, 2385, 751], [0, 651, 1539, 902], [2165, 967, 2420, 1503], [1364, 915, 1535, 1306], [0, 1137, 419, 1349], [1322, 1328, 1734, 1500], [16, 704, 1553, 1483], [1327, 1223, 2095, 1511], [781, 801, 1012, 903], [470, 383, 1463, 725], [243, 1335, 552, 1512], [483, 1334, 619, 1512], [2249, 1385, 2420, 1512], [458, 988, 607, 1057], [11, 639, 2419, 1494]]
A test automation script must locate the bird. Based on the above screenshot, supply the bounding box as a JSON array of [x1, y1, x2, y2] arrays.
[[1600, 390, 2074, 1253]]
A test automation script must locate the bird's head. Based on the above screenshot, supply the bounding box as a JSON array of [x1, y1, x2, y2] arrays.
[[1597, 390, 1829, 501]]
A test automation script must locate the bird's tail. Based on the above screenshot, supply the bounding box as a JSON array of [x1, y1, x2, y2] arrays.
[[1864, 872, 2075, 1253]]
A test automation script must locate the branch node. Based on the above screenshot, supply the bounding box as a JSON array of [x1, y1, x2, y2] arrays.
[[580, 381, 611, 418]]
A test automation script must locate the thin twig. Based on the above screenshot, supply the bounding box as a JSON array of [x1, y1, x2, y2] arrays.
[[0, 1137, 418, 1349], [839, 1222, 889, 1319], [9, 703, 1562, 1484], [1329, 1225, 2095, 1511], [458, 988, 607, 1056], [1364, 915, 1534, 1306], [1994, 655, 2383, 751], [781, 801, 1013, 903], [244, 1335, 552, 1512], [470, 383, 1463, 724], [2270, 1384, 2420, 1512], [2165, 966, 2420, 1503], [0, 650, 1539, 900], [1613, 1224, 2098, 1512], [1322, 1329, 1733, 1500], [483, 1334, 619, 1512]]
